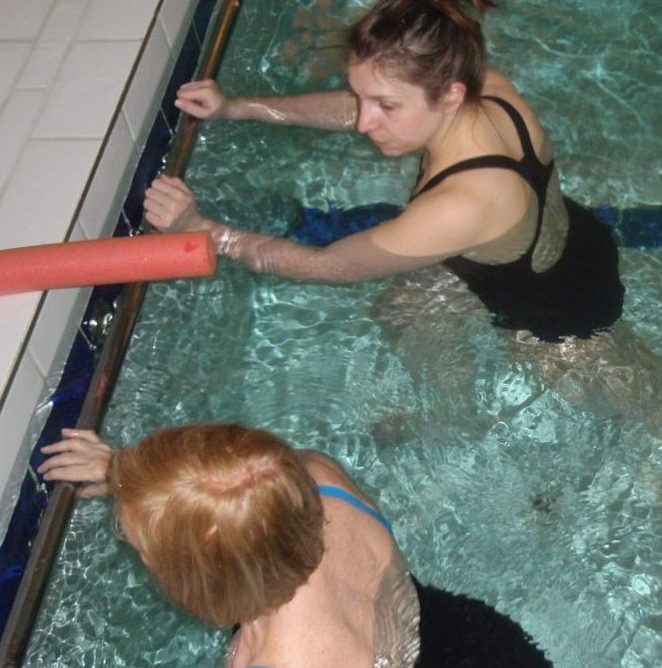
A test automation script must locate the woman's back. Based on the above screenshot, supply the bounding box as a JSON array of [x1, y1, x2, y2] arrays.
[[228, 451, 420, 668]]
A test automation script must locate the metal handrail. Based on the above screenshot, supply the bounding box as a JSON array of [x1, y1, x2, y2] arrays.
[[0, 1, 241, 665]]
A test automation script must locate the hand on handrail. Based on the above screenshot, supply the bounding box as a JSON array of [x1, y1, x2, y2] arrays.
[[38, 429, 113, 497], [144, 175, 212, 234], [175, 79, 227, 120]]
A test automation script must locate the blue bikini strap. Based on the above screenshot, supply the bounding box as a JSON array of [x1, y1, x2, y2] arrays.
[[317, 484, 393, 533]]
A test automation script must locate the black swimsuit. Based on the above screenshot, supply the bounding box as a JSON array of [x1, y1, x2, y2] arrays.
[[319, 486, 554, 667], [411, 95, 624, 343]]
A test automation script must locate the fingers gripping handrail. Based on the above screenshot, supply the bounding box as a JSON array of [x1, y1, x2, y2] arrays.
[[0, 1, 241, 665]]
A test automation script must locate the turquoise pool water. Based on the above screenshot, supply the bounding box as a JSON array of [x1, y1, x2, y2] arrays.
[[26, 1, 661, 666]]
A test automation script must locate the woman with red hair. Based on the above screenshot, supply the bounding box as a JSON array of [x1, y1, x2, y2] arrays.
[[39, 423, 553, 667]]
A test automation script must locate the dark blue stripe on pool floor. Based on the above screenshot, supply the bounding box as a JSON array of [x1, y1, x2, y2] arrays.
[[294, 203, 662, 248], [594, 205, 662, 248]]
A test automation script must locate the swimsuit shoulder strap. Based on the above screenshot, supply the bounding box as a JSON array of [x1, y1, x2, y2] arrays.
[[481, 94, 555, 201], [413, 155, 521, 199], [317, 484, 393, 533], [481, 95, 540, 161], [481, 95, 555, 255], [412, 95, 553, 201]]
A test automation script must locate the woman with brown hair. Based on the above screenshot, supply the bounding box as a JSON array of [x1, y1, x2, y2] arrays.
[[145, 0, 623, 344], [143, 0, 662, 429], [39, 424, 553, 666]]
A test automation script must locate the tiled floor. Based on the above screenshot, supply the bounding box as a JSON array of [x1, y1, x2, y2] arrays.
[[0, 0, 202, 539]]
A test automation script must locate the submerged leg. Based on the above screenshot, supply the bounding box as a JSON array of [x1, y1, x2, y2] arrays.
[[371, 265, 489, 444], [510, 323, 662, 435]]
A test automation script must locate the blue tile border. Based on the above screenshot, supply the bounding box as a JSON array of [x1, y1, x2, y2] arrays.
[[122, 109, 173, 230], [0, 331, 98, 632], [162, 25, 201, 132], [0, 0, 220, 638], [193, 0, 218, 44]]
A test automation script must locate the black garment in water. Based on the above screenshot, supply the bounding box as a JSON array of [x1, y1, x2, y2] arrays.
[[413, 578, 554, 667], [412, 95, 624, 343]]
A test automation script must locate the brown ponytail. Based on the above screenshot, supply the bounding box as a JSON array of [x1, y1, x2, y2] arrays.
[[348, 0, 497, 103], [430, 0, 496, 33]]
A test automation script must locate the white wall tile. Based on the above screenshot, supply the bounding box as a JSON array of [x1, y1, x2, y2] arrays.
[[28, 283, 91, 380], [17, 0, 89, 90], [77, 0, 160, 41], [123, 21, 173, 147], [33, 41, 141, 139], [78, 112, 138, 239], [26, 221, 88, 379], [0, 292, 41, 392], [0, 351, 47, 542], [0, 89, 45, 194], [0, 139, 101, 249], [0, 0, 56, 40], [0, 0, 217, 527], [0, 42, 31, 108], [159, 0, 198, 51]]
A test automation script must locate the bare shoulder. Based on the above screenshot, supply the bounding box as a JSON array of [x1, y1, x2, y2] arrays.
[[483, 69, 517, 96], [300, 450, 378, 507], [369, 180, 492, 258], [483, 69, 552, 156], [300, 450, 351, 484], [483, 69, 532, 112]]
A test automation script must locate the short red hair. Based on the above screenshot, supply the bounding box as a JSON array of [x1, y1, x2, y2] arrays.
[[109, 424, 324, 625]]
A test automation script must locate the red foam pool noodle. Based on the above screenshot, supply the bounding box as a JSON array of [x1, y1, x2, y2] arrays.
[[0, 231, 217, 295]]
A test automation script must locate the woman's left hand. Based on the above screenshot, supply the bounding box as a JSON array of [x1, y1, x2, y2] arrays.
[[38, 429, 113, 497], [144, 175, 210, 233]]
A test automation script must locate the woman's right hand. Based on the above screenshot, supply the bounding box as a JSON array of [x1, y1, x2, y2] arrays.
[[174, 79, 227, 120], [38, 429, 113, 497], [144, 175, 210, 233]]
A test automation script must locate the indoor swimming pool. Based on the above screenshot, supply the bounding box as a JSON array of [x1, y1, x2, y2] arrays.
[[25, 0, 661, 666]]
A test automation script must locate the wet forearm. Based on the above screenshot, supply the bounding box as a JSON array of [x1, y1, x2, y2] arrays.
[[210, 224, 347, 281], [207, 222, 441, 283], [223, 91, 358, 131]]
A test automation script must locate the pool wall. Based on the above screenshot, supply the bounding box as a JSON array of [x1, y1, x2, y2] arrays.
[[0, 0, 212, 541], [0, 0, 225, 642]]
